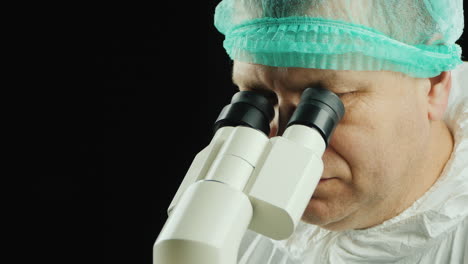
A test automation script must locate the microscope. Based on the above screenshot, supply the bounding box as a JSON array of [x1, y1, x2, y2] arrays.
[[153, 87, 344, 264]]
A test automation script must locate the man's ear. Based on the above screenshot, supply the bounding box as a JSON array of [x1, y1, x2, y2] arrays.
[[427, 71, 451, 121]]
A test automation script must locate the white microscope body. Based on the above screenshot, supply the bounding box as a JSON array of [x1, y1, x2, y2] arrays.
[[154, 88, 344, 264]]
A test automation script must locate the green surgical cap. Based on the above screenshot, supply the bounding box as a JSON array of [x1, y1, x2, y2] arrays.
[[214, 0, 464, 78]]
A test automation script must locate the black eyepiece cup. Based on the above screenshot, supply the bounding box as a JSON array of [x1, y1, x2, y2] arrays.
[[286, 88, 345, 146], [213, 91, 275, 136]]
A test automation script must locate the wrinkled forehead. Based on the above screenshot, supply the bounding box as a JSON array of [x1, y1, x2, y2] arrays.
[[232, 61, 405, 90]]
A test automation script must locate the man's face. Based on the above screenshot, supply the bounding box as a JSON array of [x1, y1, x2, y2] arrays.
[[232, 61, 433, 230]]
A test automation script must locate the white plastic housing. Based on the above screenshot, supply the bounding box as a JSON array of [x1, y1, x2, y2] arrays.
[[205, 126, 269, 189], [155, 126, 269, 264], [168, 126, 234, 214], [245, 125, 326, 240], [154, 181, 252, 264], [155, 124, 327, 264]]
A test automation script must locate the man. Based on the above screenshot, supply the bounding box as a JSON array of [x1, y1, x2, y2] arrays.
[[213, 0, 467, 263]]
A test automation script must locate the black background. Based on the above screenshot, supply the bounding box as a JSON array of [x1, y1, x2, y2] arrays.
[[33, 1, 467, 264]]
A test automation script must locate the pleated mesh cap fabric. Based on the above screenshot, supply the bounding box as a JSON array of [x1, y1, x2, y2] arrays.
[[214, 0, 464, 78]]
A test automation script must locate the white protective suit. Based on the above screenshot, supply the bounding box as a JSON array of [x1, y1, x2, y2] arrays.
[[237, 62, 468, 264]]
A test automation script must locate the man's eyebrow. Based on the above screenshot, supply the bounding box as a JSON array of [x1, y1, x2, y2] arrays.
[[308, 79, 368, 92], [232, 75, 367, 92]]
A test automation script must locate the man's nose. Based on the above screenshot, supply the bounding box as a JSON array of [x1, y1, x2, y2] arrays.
[[269, 97, 300, 137]]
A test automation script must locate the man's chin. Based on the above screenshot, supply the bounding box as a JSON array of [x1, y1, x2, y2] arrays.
[[302, 197, 354, 231], [302, 197, 334, 225]]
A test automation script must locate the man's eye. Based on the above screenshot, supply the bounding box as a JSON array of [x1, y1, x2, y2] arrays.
[[336, 91, 355, 98]]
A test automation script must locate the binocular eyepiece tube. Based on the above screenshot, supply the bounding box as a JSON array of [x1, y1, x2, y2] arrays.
[[214, 87, 344, 145], [154, 87, 344, 264]]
